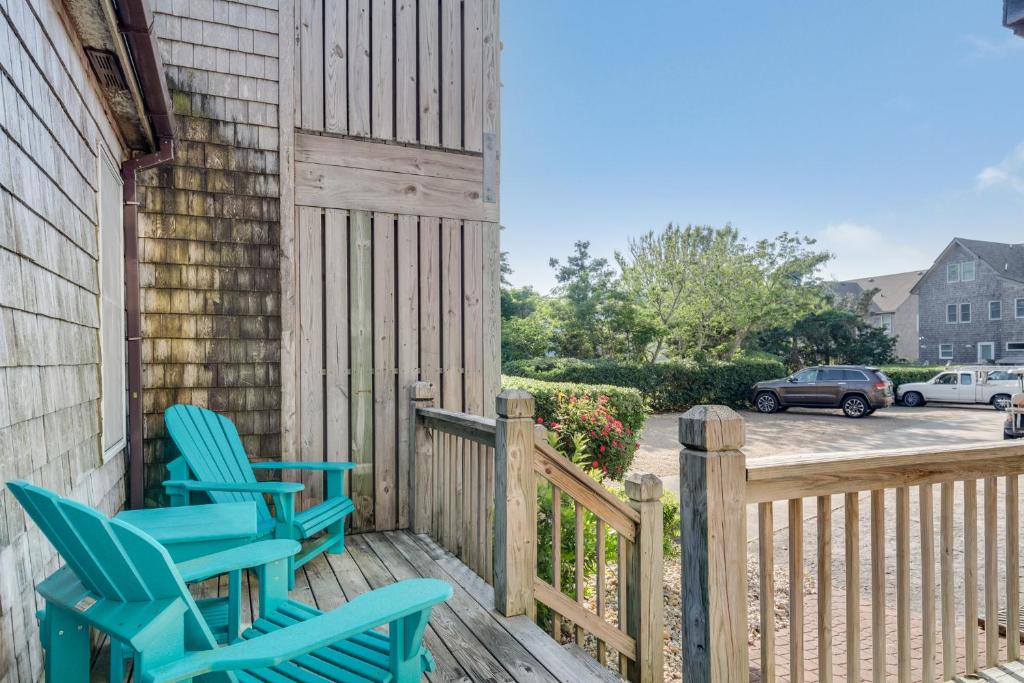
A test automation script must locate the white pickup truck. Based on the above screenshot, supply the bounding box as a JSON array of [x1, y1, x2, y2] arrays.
[[897, 367, 1021, 411]]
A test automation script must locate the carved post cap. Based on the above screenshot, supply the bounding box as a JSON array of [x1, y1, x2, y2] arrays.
[[679, 404, 745, 451], [625, 472, 663, 502], [410, 381, 436, 400], [496, 390, 534, 418]]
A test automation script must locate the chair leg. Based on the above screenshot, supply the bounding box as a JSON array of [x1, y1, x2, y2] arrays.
[[109, 639, 127, 683], [389, 609, 432, 682], [228, 569, 242, 643], [327, 525, 345, 555], [44, 606, 90, 683]]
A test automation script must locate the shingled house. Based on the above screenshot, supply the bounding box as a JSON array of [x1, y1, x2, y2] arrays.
[[835, 271, 924, 361], [0, 0, 506, 677], [912, 238, 1024, 365]]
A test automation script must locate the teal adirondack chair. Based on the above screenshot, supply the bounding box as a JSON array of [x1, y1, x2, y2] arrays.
[[163, 404, 355, 586], [7, 480, 451, 683]]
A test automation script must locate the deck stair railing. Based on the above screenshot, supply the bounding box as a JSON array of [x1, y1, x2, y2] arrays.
[[679, 404, 1024, 683], [409, 383, 665, 683]]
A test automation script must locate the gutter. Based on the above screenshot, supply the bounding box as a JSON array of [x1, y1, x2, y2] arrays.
[[115, 0, 176, 508]]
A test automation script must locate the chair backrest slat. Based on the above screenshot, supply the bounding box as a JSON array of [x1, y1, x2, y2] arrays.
[[165, 405, 271, 521]]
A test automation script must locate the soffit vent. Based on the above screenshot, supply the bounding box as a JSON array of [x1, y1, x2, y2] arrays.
[[86, 49, 129, 91]]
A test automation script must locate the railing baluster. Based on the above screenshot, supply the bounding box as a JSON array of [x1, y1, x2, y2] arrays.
[[618, 532, 628, 677], [941, 480, 955, 681], [984, 476, 999, 667], [1008, 474, 1020, 662], [596, 518, 606, 665], [920, 483, 935, 683], [485, 445, 495, 581], [574, 500, 584, 644], [896, 486, 910, 683], [789, 497, 804, 683], [551, 483, 561, 641], [759, 502, 775, 683], [965, 479, 978, 674], [817, 496, 832, 683], [871, 489, 886, 683], [844, 492, 859, 683]]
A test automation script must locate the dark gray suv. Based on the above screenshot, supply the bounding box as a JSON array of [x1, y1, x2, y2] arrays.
[[751, 365, 895, 418]]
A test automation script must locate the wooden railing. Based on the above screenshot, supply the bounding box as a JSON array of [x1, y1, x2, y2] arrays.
[[679, 404, 1024, 683], [410, 383, 665, 682]]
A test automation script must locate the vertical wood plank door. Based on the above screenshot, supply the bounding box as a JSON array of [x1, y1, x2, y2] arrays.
[[292, 210, 500, 532]]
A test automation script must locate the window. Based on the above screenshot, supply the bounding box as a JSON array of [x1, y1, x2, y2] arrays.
[[819, 368, 843, 381], [960, 303, 971, 323], [935, 372, 957, 383], [962, 261, 976, 282], [947, 304, 958, 324], [990, 301, 1002, 320], [1009, 342, 1024, 351], [792, 368, 819, 382], [1017, 298, 1024, 319], [947, 263, 960, 283], [939, 344, 954, 360], [879, 313, 894, 335], [989, 371, 1015, 381], [842, 369, 869, 381], [99, 148, 126, 460], [960, 373, 974, 386]]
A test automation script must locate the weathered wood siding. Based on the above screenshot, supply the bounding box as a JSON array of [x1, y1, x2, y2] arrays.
[[282, 0, 501, 532], [140, 0, 283, 503], [0, 0, 129, 678]]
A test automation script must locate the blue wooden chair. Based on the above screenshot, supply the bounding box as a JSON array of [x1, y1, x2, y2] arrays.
[[163, 404, 355, 587], [7, 480, 451, 683]]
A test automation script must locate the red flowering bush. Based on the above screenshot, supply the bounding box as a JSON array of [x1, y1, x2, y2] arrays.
[[535, 390, 642, 480]]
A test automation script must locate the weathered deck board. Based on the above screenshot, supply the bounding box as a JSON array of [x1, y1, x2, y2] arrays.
[[86, 531, 596, 682], [966, 658, 1024, 681]]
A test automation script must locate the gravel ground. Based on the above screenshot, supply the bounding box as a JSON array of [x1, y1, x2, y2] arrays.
[[631, 404, 1010, 681]]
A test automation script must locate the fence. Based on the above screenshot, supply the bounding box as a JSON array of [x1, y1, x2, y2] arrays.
[[679, 404, 1024, 682], [409, 383, 665, 682]]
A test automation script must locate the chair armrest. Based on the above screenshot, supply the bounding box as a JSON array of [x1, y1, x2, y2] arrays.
[[251, 462, 357, 472], [176, 540, 301, 583], [144, 578, 453, 683], [163, 480, 304, 495]]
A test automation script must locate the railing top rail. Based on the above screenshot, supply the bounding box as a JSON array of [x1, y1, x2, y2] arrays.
[[415, 406, 497, 447], [533, 426, 640, 540], [747, 440, 1024, 503]]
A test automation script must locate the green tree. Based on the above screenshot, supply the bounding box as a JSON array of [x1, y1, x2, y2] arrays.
[[757, 307, 897, 368], [548, 241, 617, 358]]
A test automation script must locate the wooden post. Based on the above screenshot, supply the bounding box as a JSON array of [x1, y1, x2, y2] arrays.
[[410, 381, 436, 533], [679, 405, 748, 683], [626, 472, 665, 683], [494, 389, 536, 617]]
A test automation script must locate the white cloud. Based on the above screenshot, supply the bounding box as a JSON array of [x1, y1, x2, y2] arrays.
[[977, 143, 1024, 194], [816, 222, 932, 280], [965, 34, 1024, 59]]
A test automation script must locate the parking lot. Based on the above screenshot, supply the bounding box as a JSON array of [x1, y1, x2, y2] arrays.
[[632, 404, 1008, 481]]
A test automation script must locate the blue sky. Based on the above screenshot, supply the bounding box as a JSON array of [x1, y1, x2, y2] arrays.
[[500, 1, 1024, 293]]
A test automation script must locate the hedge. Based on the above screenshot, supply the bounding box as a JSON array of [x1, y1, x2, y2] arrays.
[[503, 357, 787, 412], [878, 365, 945, 388]]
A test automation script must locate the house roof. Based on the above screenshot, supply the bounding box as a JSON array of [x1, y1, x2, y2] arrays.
[[836, 270, 924, 314], [911, 238, 1024, 293]]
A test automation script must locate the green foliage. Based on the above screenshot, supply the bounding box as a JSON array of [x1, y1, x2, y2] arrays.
[[547, 241, 619, 359], [500, 286, 542, 320], [501, 375, 647, 479], [879, 365, 945, 387], [616, 224, 832, 361], [501, 315, 553, 362], [504, 357, 787, 412], [756, 307, 897, 370]]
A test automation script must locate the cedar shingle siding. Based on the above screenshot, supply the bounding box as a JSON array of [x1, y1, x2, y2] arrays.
[[0, 0, 129, 677], [138, 0, 281, 504], [917, 242, 1024, 365]]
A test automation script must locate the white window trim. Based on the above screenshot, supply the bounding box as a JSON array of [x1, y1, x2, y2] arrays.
[[962, 261, 976, 282], [946, 304, 958, 324], [947, 263, 960, 283], [1017, 298, 1024, 319], [978, 342, 996, 363], [1008, 342, 1024, 351], [990, 300, 1002, 321], [960, 302, 972, 324], [98, 145, 126, 461], [939, 343, 954, 359]]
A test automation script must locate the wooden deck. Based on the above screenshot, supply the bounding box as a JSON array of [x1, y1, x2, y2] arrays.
[[969, 659, 1024, 681], [91, 530, 619, 682]]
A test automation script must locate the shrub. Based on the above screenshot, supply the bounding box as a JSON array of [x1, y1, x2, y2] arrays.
[[502, 375, 647, 480], [879, 365, 945, 388], [504, 357, 787, 412]]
